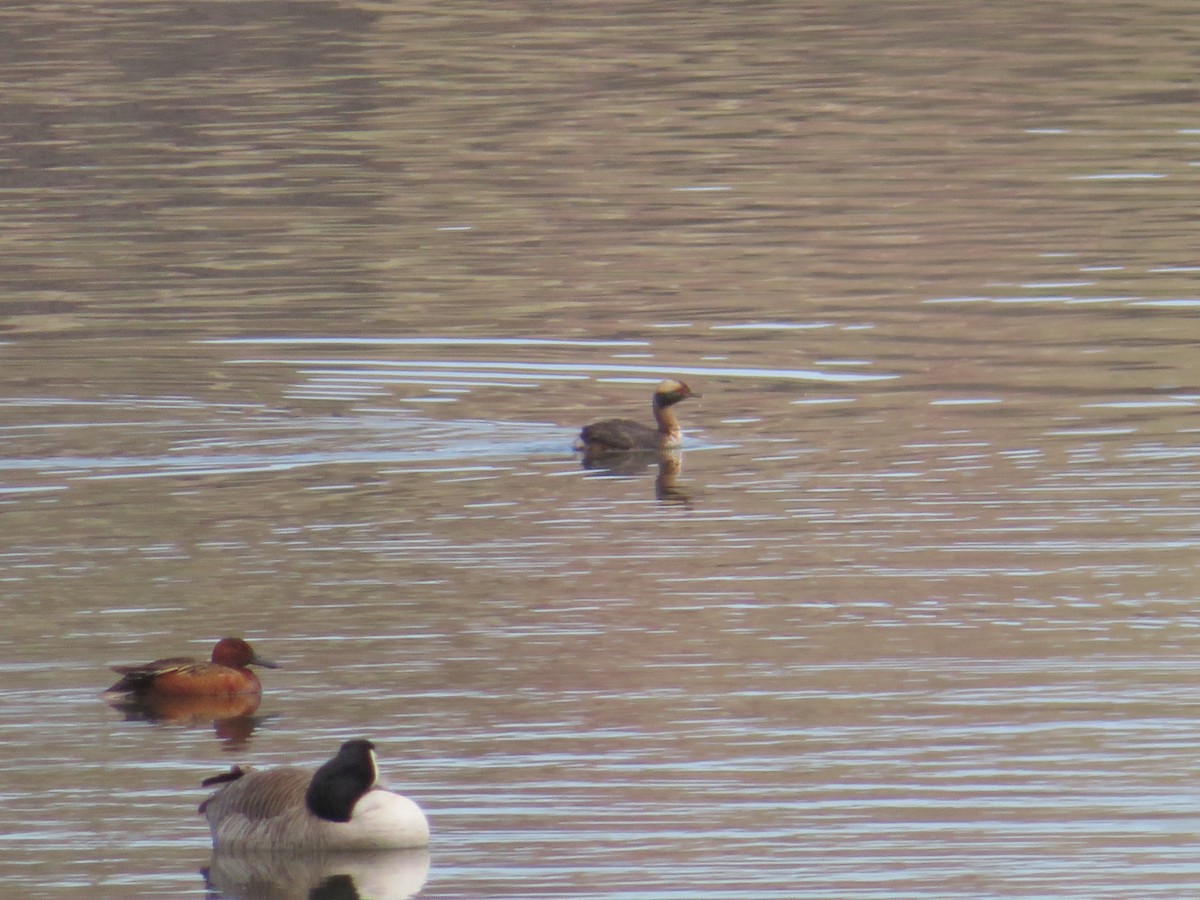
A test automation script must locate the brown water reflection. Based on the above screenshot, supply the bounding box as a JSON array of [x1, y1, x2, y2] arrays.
[[3, 0, 1200, 898], [104, 692, 266, 753]]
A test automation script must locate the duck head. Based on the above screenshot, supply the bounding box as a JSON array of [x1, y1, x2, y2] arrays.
[[212, 637, 280, 670]]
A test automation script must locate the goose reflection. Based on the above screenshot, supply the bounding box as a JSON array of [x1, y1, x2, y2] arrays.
[[202, 847, 430, 900], [580, 448, 693, 506], [104, 692, 265, 751]]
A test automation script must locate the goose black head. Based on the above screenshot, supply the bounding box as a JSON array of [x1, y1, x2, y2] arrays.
[[305, 739, 379, 823]]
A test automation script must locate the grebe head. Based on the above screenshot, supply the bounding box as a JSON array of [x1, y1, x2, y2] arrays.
[[652, 379, 700, 409]]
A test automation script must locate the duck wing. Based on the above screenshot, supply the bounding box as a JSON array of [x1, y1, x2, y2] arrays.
[[106, 656, 205, 693]]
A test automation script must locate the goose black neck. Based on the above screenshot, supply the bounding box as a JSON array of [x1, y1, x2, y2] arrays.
[[305, 739, 377, 822]]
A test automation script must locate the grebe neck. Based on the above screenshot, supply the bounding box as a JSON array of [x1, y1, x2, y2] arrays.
[[653, 403, 682, 448]]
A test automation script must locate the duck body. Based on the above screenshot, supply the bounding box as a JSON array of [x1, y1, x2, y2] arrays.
[[575, 379, 699, 454], [200, 739, 430, 852], [105, 637, 278, 698]]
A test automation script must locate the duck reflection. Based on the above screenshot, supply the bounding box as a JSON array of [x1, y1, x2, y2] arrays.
[[104, 692, 266, 751], [580, 448, 693, 506], [202, 848, 430, 900]]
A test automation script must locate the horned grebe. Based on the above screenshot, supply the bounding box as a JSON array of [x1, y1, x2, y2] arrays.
[[574, 379, 700, 454]]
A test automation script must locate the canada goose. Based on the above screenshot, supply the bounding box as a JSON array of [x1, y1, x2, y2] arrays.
[[199, 739, 430, 851]]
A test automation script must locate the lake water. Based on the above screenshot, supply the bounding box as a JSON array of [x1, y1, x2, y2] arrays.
[[3, 1, 1200, 898]]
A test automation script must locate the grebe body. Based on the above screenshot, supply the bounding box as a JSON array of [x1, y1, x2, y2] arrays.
[[574, 379, 699, 454]]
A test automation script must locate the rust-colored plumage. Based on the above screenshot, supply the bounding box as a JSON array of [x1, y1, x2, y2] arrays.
[[105, 637, 278, 697]]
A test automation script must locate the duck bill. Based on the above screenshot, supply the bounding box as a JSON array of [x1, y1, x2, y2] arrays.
[[250, 652, 280, 669]]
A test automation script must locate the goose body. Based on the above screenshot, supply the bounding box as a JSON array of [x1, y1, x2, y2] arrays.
[[200, 739, 429, 851], [106, 637, 278, 697], [575, 379, 700, 455]]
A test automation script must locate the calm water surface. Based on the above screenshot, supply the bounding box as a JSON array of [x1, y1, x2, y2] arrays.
[[3, 2, 1200, 898]]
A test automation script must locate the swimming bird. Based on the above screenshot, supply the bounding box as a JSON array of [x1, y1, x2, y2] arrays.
[[199, 738, 430, 851], [574, 379, 700, 455], [105, 637, 279, 697]]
